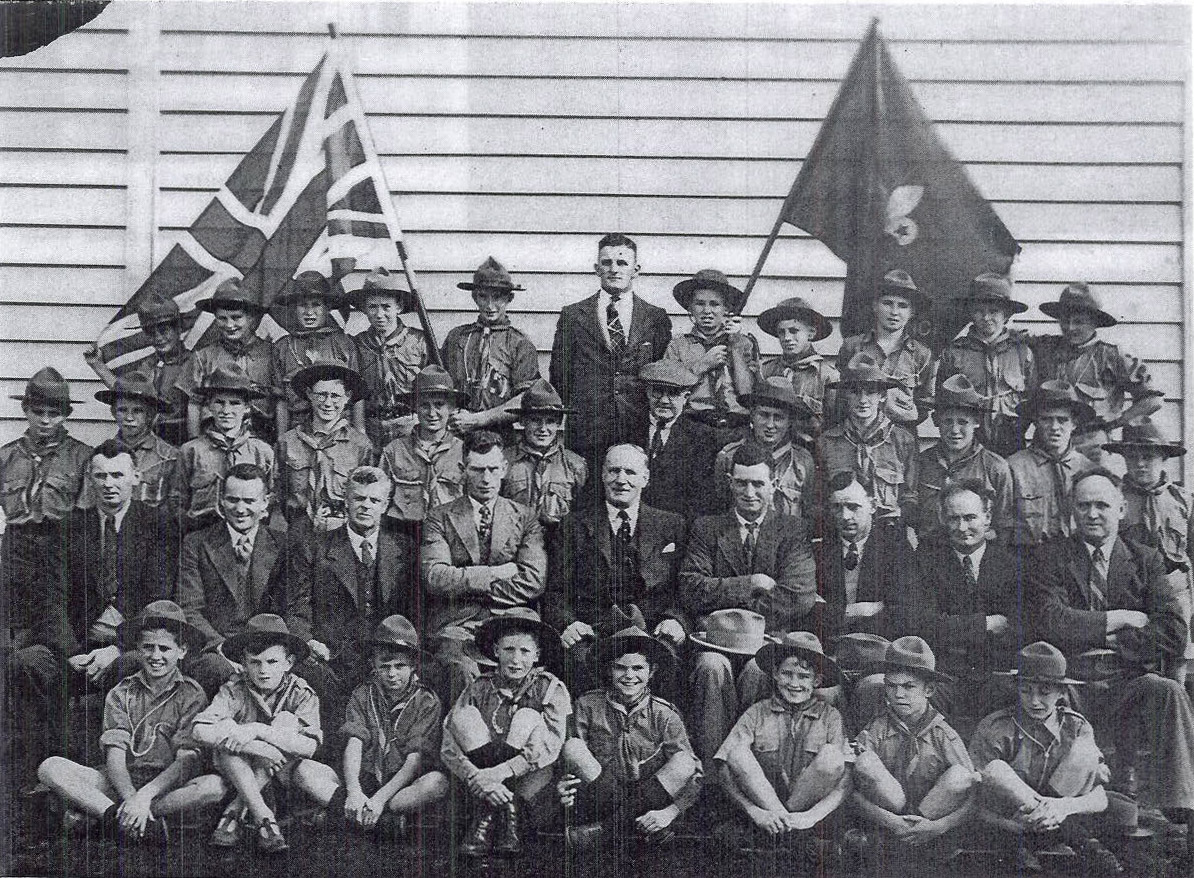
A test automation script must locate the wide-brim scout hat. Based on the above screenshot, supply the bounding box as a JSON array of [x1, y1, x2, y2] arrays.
[[274, 271, 348, 309], [196, 362, 267, 402], [826, 352, 898, 391], [397, 364, 469, 408], [222, 613, 310, 663], [756, 631, 841, 686], [1016, 379, 1095, 424], [289, 361, 367, 402], [875, 269, 932, 314], [196, 278, 268, 316], [592, 624, 677, 679], [924, 373, 992, 416], [739, 377, 815, 421], [757, 296, 832, 342], [457, 256, 525, 294], [514, 378, 572, 416], [994, 641, 1083, 686], [11, 367, 80, 412], [689, 609, 771, 656], [474, 608, 563, 673], [1040, 282, 1117, 328], [954, 272, 1028, 315], [94, 374, 166, 411], [1102, 418, 1186, 459], [137, 292, 183, 328], [346, 267, 418, 314], [872, 635, 953, 683], [673, 268, 747, 314], [123, 599, 206, 652], [639, 360, 699, 390], [369, 614, 424, 657]]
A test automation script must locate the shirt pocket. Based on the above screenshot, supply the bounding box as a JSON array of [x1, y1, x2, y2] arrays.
[[541, 481, 575, 523], [1016, 491, 1046, 521], [871, 464, 905, 507], [390, 477, 426, 516], [41, 471, 78, 512]]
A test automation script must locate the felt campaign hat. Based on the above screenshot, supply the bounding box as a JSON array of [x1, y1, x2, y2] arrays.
[[592, 622, 677, 679], [688, 609, 771, 656], [288, 361, 367, 402], [124, 599, 206, 652], [757, 296, 832, 342], [874, 269, 932, 314], [739, 377, 815, 421], [1102, 418, 1186, 459], [924, 373, 992, 416], [397, 364, 469, 408], [994, 641, 1083, 686], [196, 278, 268, 316], [954, 272, 1028, 315], [474, 608, 563, 673], [826, 352, 898, 391], [1039, 282, 1117, 328], [274, 271, 348, 308], [672, 269, 747, 314], [195, 362, 267, 401], [457, 256, 525, 294], [94, 374, 166, 411], [368, 614, 424, 657], [755, 631, 840, 686], [873, 635, 953, 683], [10, 367, 80, 411], [513, 378, 572, 416], [345, 267, 418, 313], [638, 360, 700, 390], [222, 613, 310, 663], [1016, 379, 1095, 424], [136, 292, 183, 328]]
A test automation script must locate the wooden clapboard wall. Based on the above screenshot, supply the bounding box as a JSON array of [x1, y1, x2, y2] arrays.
[[0, 1, 1189, 476]]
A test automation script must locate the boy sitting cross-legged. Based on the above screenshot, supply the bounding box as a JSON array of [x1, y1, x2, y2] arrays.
[[38, 601, 224, 843], [191, 613, 321, 854], [293, 615, 448, 838]]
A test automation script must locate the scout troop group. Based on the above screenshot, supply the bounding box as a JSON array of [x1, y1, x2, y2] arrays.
[[4, 232, 1194, 876]]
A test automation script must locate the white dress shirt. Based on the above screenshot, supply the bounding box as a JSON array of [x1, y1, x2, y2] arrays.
[[598, 289, 635, 349]]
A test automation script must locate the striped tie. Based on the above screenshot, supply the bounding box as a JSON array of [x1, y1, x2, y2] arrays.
[[607, 294, 626, 355]]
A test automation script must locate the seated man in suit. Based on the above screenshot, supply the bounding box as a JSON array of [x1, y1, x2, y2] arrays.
[[547, 443, 687, 694], [1031, 468, 1194, 866], [422, 430, 546, 703], [639, 361, 719, 522], [177, 463, 286, 696], [679, 441, 817, 761]]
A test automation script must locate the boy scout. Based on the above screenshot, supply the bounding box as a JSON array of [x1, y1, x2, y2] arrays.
[[442, 257, 540, 435], [501, 378, 588, 526], [350, 268, 432, 447], [757, 295, 840, 430], [271, 271, 362, 436], [37, 601, 222, 841], [934, 273, 1036, 456]]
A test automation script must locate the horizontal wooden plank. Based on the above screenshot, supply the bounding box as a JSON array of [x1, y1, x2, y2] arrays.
[[0, 152, 127, 186], [0, 70, 128, 110], [0, 187, 126, 226], [0, 27, 129, 70], [0, 266, 128, 305], [0, 227, 126, 266], [154, 114, 1184, 164], [0, 110, 127, 149], [157, 73, 1185, 125]]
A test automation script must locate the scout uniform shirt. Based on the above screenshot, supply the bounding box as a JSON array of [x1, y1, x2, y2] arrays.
[[0, 428, 91, 526], [1121, 476, 1194, 575], [441, 667, 572, 785], [714, 438, 815, 520], [856, 706, 974, 811], [969, 705, 1105, 799], [276, 419, 373, 523], [175, 336, 276, 425], [838, 331, 934, 429], [759, 350, 840, 427], [917, 441, 1015, 543], [130, 350, 190, 445], [80, 430, 181, 518], [178, 426, 275, 524], [574, 688, 703, 810], [191, 670, 322, 754], [817, 415, 919, 521], [271, 328, 359, 423], [340, 675, 442, 788], [502, 441, 588, 526], [380, 431, 464, 522], [1033, 335, 1162, 428], [355, 323, 431, 447], [441, 320, 540, 415], [934, 328, 1036, 453], [100, 666, 208, 787], [714, 695, 845, 803], [663, 329, 760, 418], [1006, 444, 1094, 546]]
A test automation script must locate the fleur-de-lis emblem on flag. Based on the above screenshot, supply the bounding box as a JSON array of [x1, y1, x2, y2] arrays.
[[885, 185, 924, 246]]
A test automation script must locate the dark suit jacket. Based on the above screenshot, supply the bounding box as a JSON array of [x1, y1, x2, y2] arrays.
[[641, 416, 721, 521], [546, 502, 687, 635], [177, 520, 285, 650], [549, 293, 672, 456], [46, 502, 179, 656], [421, 495, 546, 633], [909, 538, 1023, 673], [679, 510, 816, 633], [816, 523, 915, 642], [1030, 535, 1186, 675], [283, 522, 415, 667]]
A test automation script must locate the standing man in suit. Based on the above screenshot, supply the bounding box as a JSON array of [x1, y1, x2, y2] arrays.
[[679, 442, 817, 761], [638, 361, 719, 521], [1031, 468, 1194, 865], [177, 463, 285, 696], [547, 443, 687, 692], [421, 430, 546, 701], [549, 234, 672, 480]]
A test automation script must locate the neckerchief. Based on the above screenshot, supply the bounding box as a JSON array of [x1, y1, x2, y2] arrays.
[[204, 422, 251, 454], [295, 419, 350, 512], [20, 427, 67, 512], [605, 688, 657, 781], [887, 704, 940, 785], [364, 675, 420, 783], [842, 415, 893, 487], [1033, 443, 1077, 518], [360, 324, 411, 410], [1125, 474, 1170, 538], [779, 350, 821, 370], [461, 320, 512, 406], [218, 336, 257, 358], [687, 327, 735, 408], [488, 667, 550, 736], [516, 441, 562, 508]]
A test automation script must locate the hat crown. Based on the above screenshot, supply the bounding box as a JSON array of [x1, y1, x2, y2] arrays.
[[472, 256, 518, 289], [361, 266, 412, 294], [1017, 641, 1068, 681], [969, 272, 1014, 299], [1118, 418, 1172, 446], [933, 373, 989, 411], [757, 296, 832, 341], [136, 599, 189, 628], [639, 360, 699, 388], [884, 635, 938, 674], [411, 364, 459, 395], [691, 268, 732, 287], [839, 352, 891, 385], [880, 269, 918, 294], [774, 630, 826, 657], [1058, 282, 1101, 312], [696, 609, 766, 652], [137, 292, 182, 322], [25, 367, 71, 401], [241, 613, 293, 638], [519, 378, 565, 410], [372, 614, 420, 650], [203, 362, 255, 392], [97, 374, 164, 408], [744, 377, 810, 417]]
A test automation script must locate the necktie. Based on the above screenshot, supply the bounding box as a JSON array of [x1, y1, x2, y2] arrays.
[[102, 515, 118, 599], [743, 522, 759, 570], [648, 419, 668, 461], [478, 504, 493, 565], [962, 554, 978, 589], [1088, 546, 1107, 611], [613, 509, 634, 602], [844, 541, 859, 571], [617, 509, 632, 547], [358, 538, 376, 612], [361, 539, 374, 570], [607, 294, 627, 355], [233, 534, 252, 564]]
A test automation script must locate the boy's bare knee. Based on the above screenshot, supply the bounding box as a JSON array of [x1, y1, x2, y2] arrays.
[[812, 743, 845, 779], [448, 704, 491, 752], [506, 707, 545, 749], [195, 774, 227, 804], [425, 771, 449, 800], [37, 756, 68, 785], [940, 764, 976, 794], [980, 759, 1012, 786], [853, 749, 882, 779]]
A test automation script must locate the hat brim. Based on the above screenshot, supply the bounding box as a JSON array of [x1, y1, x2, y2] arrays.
[[515, 405, 572, 417], [1017, 397, 1096, 424], [11, 394, 79, 408], [222, 629, 310, 664], [289, 364, 367, 402], [673, 278, 746, 314], [953, 294, 1030, 315], [195, 298, 268, 316], [195, 383, 268, 402], [825, 376, 898, 391], [869, 661, 954, 684], [368, 639, 426, 661], [757, 306, 832, 342], [688, 632, 771, 657], [457, 282, 524, 293], [397, 387, 470, 409], [346, 287, 418, 313], [592, 634, 677, 679], [992, 669, 1085, 686], [474, 617, 563, 673], [738, 392, 813, 420], [925, 397, 992, 416], [1102, 441, 1186, 459], [875, 286, 932, 314], [138, 312, 183, 328], [125, 614, 206, 652], [273, 290, 348, 308], [95, 388, 165, 410], [756, 643, 841, 686], [1039, 301, 1117, 328]]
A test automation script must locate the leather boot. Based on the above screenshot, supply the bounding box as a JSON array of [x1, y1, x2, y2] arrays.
[[460, 808, 496, 858], [495, 801, 522, 855]]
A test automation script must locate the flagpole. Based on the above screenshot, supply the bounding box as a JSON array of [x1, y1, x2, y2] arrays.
[[740, 211, 786, 313]]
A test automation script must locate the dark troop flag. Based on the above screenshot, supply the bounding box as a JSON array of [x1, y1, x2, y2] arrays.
[[781, 20, 1020, 349], [95, 40, 407, 370]]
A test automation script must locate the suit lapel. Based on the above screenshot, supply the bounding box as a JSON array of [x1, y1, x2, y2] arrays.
[[376, 532, 399, 603], [754, 511, 781, 571], [716, 514, 748, 574], [1067, 538, 1093, 607], [1106, 538, 1133, 606], [588, 511, 614, 567], [203, 526, 243, 601], [490, 499, 517, 562], [577, 295, 609, 352], [326, 530, 361, 608], [249, 528, 281, 608], [449, 498, 480, 564], [636, 506, 663, 558]]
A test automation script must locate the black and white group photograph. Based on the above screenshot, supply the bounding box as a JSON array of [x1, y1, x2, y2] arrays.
[[0, 2, 1191, 877]]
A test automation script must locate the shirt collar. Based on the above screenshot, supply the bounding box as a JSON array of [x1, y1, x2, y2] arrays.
[[100, 501, 132, 534], [841, 531, 870, 554], [1084, 536, 1116, 560], [607, 500, 640, 532], [767, 694, 825, 719], [780, 349, 822, 367], [603, 687, 652, 717], [346, 522, 379, 561], [954, 541, 987, 569], [864, 328, 916, 353], [735, 510, 765, 536], [132, 665, 183, 693], [226, 522, 260, 551], [470, 494, 497, 520]]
